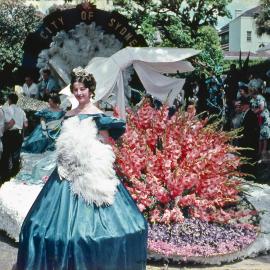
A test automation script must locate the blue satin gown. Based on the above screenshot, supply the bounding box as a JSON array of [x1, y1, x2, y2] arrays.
[[22, 109, 64, 153], [16, 114, 148, 270]]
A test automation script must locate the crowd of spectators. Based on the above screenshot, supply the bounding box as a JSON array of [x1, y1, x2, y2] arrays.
[[0, 93, 28, 182], [1, 65, 269, 180], [185, 64, 270, 175], [22, 69, 60, 101], [0, 65, 62, 181]]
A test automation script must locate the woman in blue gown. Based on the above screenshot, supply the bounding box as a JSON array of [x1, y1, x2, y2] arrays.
[[22, 94, 64, 153], [16, 67, 148, 270]]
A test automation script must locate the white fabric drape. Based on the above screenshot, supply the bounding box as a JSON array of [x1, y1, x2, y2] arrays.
[[60, 47, 200, 118], [133, 61, 186, 107]]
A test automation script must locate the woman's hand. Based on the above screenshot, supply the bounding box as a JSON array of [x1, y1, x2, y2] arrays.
[[98, 130, 111, 144]]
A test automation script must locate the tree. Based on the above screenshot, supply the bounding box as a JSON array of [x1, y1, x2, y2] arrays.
[[114, 0, 232, 37], [0, 0, 41, 83], [255, 0, 270, 36], [194, 26, 224, 73], [113, 0, 232, 74]]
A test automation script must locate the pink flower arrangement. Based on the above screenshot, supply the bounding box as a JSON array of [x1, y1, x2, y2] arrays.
[[113, 101, 256, 225]]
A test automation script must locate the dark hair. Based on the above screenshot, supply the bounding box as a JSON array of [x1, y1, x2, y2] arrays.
[[70, 67, 96, 98], [239, 84, 249, 91], [48, 93, 61, 105], [42, 69, 51, 76], [239, 96, 250, 105], [8, 93, 18, 104], [252, 88, 261, 95], [25, 74, 33, 80], [187, 98, 196, 106]]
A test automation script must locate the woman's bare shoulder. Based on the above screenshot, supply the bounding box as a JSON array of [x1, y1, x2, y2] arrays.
[[91, 108, 104, 115], [86, 104, 104, 115], [65, 109, 77, 117], [65, 106, 104, 117]]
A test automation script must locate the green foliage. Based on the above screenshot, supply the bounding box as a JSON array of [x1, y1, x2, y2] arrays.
[[194, 26, 224, 73], [222, 59, 270, 81], [0, 0, 41, 72], [114, 0, 232, 36], [114, 0, 230, 74], [139, 16, 157, 45], [222, 59, 267, 72], [255, 0, 270, 36]]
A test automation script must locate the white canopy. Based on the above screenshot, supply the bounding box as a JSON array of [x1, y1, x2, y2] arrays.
[[60, 47, 200, 118]]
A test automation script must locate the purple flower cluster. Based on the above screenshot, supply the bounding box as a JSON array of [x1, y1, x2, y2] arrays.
[[148, 218, 258, 258]]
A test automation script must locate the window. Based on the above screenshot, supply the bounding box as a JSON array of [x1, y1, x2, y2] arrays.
[[220, 33, 229, 45], [247, 31, 252, 42]]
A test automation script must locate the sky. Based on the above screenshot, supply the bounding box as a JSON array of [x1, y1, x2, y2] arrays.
[[217, 0, 260, 29]]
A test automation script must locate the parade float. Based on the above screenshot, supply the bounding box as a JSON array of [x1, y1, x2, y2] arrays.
[[0, 3, 270, 266]]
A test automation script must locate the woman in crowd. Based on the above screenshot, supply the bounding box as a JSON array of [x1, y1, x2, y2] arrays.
[[16, 67, 147, 270], [206, 75, 223, 116], [250, 88, 270, 159]]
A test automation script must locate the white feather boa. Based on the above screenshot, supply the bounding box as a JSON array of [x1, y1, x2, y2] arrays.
[[56, 116, 119, 206]]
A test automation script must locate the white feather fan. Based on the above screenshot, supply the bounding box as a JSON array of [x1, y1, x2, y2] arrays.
[[56, 116, 119, 206]]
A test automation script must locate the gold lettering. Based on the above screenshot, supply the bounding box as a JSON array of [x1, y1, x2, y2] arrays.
[[45, 27, 52, 34], [115, 22, 122, 31], [129, 39, 138, 46], [120, 27, 127, 36], [57, 17, 64, 26], [88, 11, 94, 20], [51, 21, 58, 30], [81, 11, 87, 20], [124, 32, 133, 41], [108, 18, 116, 27], [40, 31, 48, 39], [81, 11, 94, 21]]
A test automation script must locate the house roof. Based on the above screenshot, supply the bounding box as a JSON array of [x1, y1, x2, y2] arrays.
[[219, 24, 229, 33], [240, 5, 260, 18], [219, 5, 260, 33]]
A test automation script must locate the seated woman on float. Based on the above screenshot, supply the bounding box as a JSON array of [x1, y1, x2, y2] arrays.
[[22, 94, 64, 153]]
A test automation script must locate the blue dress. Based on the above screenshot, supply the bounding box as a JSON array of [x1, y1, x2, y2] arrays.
[[22, 109, 64, 153], [16, 114, 148, 270], [15, 151, 57, 184]]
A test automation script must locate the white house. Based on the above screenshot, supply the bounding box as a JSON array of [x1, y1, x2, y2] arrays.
[[219, 6, 270, 57]]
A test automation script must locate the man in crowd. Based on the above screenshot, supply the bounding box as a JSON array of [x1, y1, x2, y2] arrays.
[[22, 75, 39, 98], [0, 93, 28, 182], [38, 69, 59, 101], [225, 64, 239, 103], [239, 96, 260, 176], [196, 73, 207, 114]]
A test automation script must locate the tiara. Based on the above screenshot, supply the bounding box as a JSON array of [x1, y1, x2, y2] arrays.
[[72, 66, 86, 77], [72, 66, 95, 81]]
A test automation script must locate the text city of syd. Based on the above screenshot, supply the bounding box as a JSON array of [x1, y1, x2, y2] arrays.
[[39, 10, 139, 47]]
